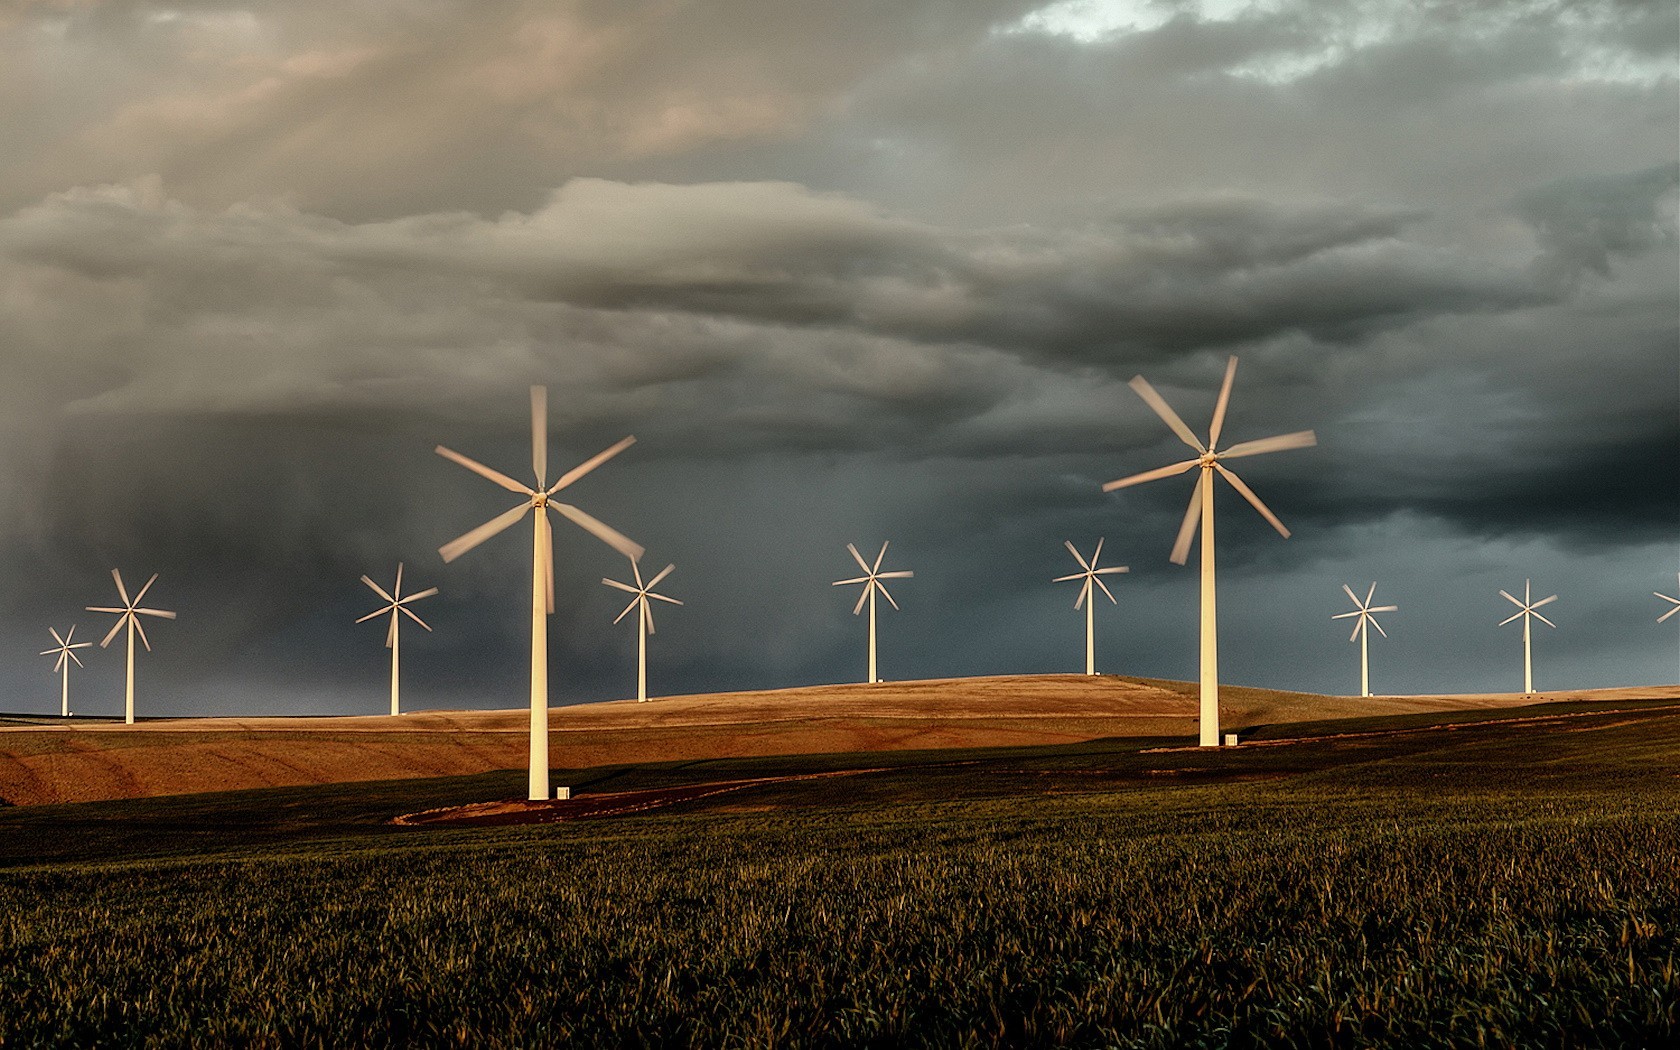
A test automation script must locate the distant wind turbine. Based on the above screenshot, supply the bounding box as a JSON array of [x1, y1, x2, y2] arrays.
[[602, 560, 682, 703], [1053, 539, 1129, 675], [1102, 356, 1316, 746], [86, 570, 176, 725], [1499, 580, 1557, 695], [40, 626, 92, 717], [436, 385, 644, 801], [832, 542, 913, 684], [1331, 583, 1397, 698], [1656, 574, 1680, 625], [356, 563, 439, 716]]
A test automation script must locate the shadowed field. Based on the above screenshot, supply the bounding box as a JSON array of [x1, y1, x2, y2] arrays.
[[7, 673, 1665, 806]]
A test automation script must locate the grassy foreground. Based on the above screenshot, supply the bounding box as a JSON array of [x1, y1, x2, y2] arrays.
[[0, 701, 1676, 1047]]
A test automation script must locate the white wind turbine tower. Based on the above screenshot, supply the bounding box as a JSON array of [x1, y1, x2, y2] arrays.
[[832, 542, 913, 684], [1053, 539, 1129, 675], [86, 570, 176, 725], [602, 560, 683, 703], [436, 385, 644, 801], [1331, 583, 1397, 698], [356, 564, 439, 716], [40, 626, 92, 717], [1499, 580, 1557, 695], [1102, 356, 1316, 747]]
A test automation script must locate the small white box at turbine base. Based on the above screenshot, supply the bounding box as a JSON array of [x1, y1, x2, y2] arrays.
[[555, 786, 571, 800], [1223, 733, 1238, 747]]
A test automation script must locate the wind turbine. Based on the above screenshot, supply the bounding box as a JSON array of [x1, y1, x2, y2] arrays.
[[1053, 539, 1129, 675], [40, 626, 92, 717], [1331, 583, 1397, 698], [1102, 356, 1316, 747], [1658, 574, 1680, 681], [832, 542, 913, 684], [86, 570, 176, 725], [602, 560, 683, 703], [435, 385, 644, 801], [1499, 580, 1557, 695], [356, 564, 439, 716]]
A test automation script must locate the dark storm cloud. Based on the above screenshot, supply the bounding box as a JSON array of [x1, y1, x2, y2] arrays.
[[1516, 163, 1680, 282]]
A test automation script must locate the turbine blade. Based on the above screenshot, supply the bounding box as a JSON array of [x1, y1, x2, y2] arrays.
[[1170, 472, 1205, 566], [1074, 579, 1089, 610], [436, 445, 533, 495], [832, 576, 870, 586], [40, 646, 58, 657], [1499, 590, 1524, 608], [1095, 565, 1130, 574], [1094, 576, 1119, 605], [1214, 463, 1290, 538], [1533, 611, 1557, 629], [1221, 430, 1318, 460], [361, 575, 396, 604], [68, 650, 84, 668], [399, 605, 433, 632], [355, 607, 392, 624], [398, 586, 439, 605], [393, 563, 404, 599], [1658, 605, 1680, 623], [133, 617, 151, 652], [1369, 605, 1398, 613], [876, 581, 900, 611], [872, 541, 888, 574], [99, 617, 126, 648], [54, 653, 67, 672], [1531, 594, 1558, 609], [1331, 610, 1362, 619], [876, 570, 914, 579], [1101, 457, 1199, 493], [645, 564, 675, 590], [1370, 617, 1388, 639], [548, 435, 636, 495], [1498, 610, 1526, 627], [613, 596, 640, 624], [386, 613, 396, 649], [1052, 572, 1086, 583], [439, 501, 531, 563], [1064, 540, 1091, 572], [1350, 619, 1363, 642], [1207, 356, 1238, 449], [69, 642, 92, 649], [531, 386, 548, 487], [549, 502, 644, 562], [49, 627, 67, 647], [603, 577, 640, 595], [649, 592, 683, 606], [130, 575, 159, 606], [1364, 582, 1377, 607], [111, 569, 131, 606], [1092, 536, 1105, 566], [86, 607, 127, 614], [852, 585, 870, 616], [1128, 375, 1205, 451], [540, 505, 555, 615], [847, 543, 871, 573], [134, 609, 176, 619], [643, 600, 656, 637], [1342, 583, 1361, 606]]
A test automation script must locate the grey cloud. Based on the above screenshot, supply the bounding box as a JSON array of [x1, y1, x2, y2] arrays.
[[1515, 162, 1680, 282]]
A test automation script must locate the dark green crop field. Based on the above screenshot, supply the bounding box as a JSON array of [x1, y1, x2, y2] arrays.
[[1, 697, 1676, 1047]]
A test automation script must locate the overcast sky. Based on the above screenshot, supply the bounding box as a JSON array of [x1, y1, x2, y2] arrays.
[[1, 0, 1675, 717]]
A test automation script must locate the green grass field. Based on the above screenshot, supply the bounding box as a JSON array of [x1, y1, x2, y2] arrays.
[[1, 698, 1676, 1047]]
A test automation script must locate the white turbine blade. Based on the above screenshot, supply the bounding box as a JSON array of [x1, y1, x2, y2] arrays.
[[40, 646, 58, 657], [645, 564, 676, 590], [548, 436, 636, 495], [1169, 472, 1205, 566], [1052, 571, 1086, 583], [876, 581, 901, 611], [602, 577, 639, 595], [1064, 540, 1091, 572], [1364, 582, 1377, 607], [385, 613, 397, 649], [1658, 604, 1680, 623], [1531, 594, 1558, 610], [68, 649, 84, 668], [1533, 611, 1557, 629], [1128, 375, 1205, 452], [133, 616, 152, 652], [1499, 589, 1524, 608], [361, 575, 396, 604], [355, 606, 392, 624], [872, 541, 889, 574], [1091, 536, 1106, 566], [98, 617, 126, 648], [393, 562, 404, 599], [49, 626, 67, 647], [134, 608, 176, 619], [1658, 592, 1680, 605], [540, 505, 556, 615], [1220, 430, 1318, 460], [54, 653, 67, 673], [876, 570, 914, 579], [852, 585, 870, 616], [833, 575, 870, 587], [439, 501, 531, 563], [1093, 576, 1119, 605], [531, 386, 548, 487], [1341, 584, 1361, 606], [1349, 618, 1364, 643], [847, 543, 872, 573], [436, 445, 533, 496], [1369, 617, 1388, 639], [1102, 457, 1199, 493], [550, 501, 645, 562], [86, 607, 127, 614], [398, 586, 439, 605], [1214, 463, 1290, 538], [613, 596, 641, 625], [111, 569, 131, 607], [643, 600, 656, 637], [1207, 356, 1238, 450], [1368, 605, 1398, 614], [399, 605, 433, 632], [649, 592, 683, 607], [1498, 609, 1526, 627], [1330, 610, 1362, 619], [1095, 565, 1130, 575], [1074, 579, 1089, 611], [68, 641, 92, 649]]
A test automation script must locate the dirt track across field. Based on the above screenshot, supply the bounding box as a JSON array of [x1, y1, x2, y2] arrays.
[[2, 674, 1673, 806]]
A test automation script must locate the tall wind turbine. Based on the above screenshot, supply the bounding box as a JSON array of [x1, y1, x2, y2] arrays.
[[832, 542, 913, 684], [86, 570, 176, 725], [356, 564, 439, 716], [40, 626, 92, 717], [602, 560, 682, 703], [1053, 539, 1129, 675], [1331, 583, 1397, 698], [1499, 580, 1557, 695], [1102, 356, 1316, 747], [436, 385, 644, 801]]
